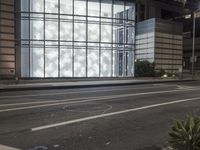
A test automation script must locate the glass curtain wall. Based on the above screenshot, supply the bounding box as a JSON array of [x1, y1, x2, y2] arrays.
[[20, 0, 135, 78]]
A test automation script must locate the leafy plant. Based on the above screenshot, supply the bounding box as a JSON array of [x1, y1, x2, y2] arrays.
[[135, 60, 155, 77], [168, 116, 200, 150]]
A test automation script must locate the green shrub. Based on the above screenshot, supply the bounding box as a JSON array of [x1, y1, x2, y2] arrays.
[[168, 116, 200, 150], [135, 60, 155, 77]]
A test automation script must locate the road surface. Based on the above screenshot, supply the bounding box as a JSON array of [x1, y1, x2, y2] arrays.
[[0, 81, 200, 150]]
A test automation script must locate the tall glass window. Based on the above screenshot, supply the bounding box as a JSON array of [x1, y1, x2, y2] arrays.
[[30, 0, 44, 12], [20, 0, 135, 78], [60, 0, 73, 14]]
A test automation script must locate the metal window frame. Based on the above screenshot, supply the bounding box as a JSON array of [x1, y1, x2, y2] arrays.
[[19, 0, 136, 79]]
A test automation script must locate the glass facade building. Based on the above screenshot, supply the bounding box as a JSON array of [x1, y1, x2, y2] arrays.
[[20, 0, 135, 78]]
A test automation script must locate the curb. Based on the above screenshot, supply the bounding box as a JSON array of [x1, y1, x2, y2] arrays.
[[0, 80, 195, 92]]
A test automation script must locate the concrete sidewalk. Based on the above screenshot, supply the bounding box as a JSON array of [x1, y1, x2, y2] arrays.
[[0, 78, 194, 92]]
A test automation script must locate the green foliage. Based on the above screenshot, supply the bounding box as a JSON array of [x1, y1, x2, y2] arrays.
[[168, 116, 200, 150], [135, 60, 155, 77]]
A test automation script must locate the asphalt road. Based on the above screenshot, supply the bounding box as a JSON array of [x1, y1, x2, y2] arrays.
[[0, 81, 200, 150]]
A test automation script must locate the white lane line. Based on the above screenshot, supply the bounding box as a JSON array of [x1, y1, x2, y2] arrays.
[[0, 144, 21, 150], [31, 96, 200, 132], [0, 84, 177, 108], [0, 97, 87, 107], [0, 84, 175, 99], [0, 88, 198, 113]]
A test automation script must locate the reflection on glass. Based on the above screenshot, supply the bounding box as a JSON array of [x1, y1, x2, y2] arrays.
[[101, 0, 112, 18], [125, 2, 135, 20], [21, 0, 135, 78], [88, 0, 100, 17], [114, 0, 124, 19]]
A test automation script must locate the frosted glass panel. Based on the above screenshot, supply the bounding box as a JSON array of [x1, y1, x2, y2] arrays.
[[45, 0, 58, 13], [88, 50, 99, 77], [31, 0, 44, 12], [31, 48, 44, 77], [101, 23, 112, 43], [60, 0, 73, 14], [88, 0, 100, 16], [45, 48, 58, 77], [45, 20, 58, 40], [74, 0, 86, 15], [21, 0, 135, 78], [30, 20, 44, 40], [74, 20, 86, 41], [101, 0, 112, 18], [60, 49, 73, 77], [101, 50, 112, 77], [60, 21, 72, 41], [74, 48, 86, 77], [88, 23, 99, 42]]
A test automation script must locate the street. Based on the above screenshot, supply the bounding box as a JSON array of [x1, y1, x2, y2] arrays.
[[0, 81, 200, 150]]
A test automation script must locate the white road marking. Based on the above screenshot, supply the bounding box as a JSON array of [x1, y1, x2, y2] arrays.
[[0, 97, 87, 107], [177, 85, 195, 90], [31, 96, 200, 132], [0, 144, 21, 150], [0, 88, 198, 113], [0, 84, 175, 99], [0, 84, 177, 108]]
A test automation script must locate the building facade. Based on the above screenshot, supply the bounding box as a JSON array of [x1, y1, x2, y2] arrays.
[[0, 0, 198, 79], [17, 0, 135, 78], [0, 0, 15, 78], [136, 18, 183, 74]]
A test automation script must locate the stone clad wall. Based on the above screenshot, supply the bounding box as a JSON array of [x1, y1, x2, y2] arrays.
[[136, 18, 183, 74], [0, 0, 15, 78]]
